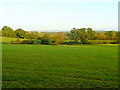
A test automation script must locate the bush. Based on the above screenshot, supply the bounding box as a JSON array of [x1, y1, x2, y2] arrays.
[[33, 40, 41, 45], [41, 34, 53, 45], [110, 41, 118, 44], [116, 38, 120, 44], [63, 41, 81, 45], [103, 41, 110, 44], [21, 40, 34, 44], [88, 40, 112, 44], [81, 39, 89, 44], [11, 38, 21, 44]]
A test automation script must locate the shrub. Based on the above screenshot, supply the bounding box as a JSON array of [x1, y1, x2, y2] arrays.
[[63, 41, 81, 45], [81, 39, 89, 44], [21, 40, 34, 44], [33, 40, 41, 45], [41, 34, 53, 45], [116, 38, 120, 44], [110, 41, 118, 44], [88, 40, 112, 44], [11, 38, 21, 44], [103, 41, 110, 44]]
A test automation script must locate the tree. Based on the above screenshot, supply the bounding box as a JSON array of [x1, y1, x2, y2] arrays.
[[25, 31, 40, 39], [64, 32, 71, 40], [105, 30, 116, 40], [87, 28, 96, 40], [2, 26, 16, 37], [41, 32, 65, 45], [39, 33, 44, 39], [70, 28, 88, 43], [41, 33, 53, 44], [70, 28, 80, 41], [52, 32, 65, 44], [116, 31, 120, 43], [15, 28, 26, 38], [56, 32, 64, 43], [33, 31, 40, 39], [0, 30, 2, 36], [25, 32, 34, 39], [97, 32, 107, 40]]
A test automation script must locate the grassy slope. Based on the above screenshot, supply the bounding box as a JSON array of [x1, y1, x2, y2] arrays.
[[2, 44, 118, 88], [1, 37, 25, 43]]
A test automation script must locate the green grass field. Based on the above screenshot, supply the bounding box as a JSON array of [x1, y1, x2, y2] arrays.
[[2, 44, 118, 88], [1, 37, 25, 43]]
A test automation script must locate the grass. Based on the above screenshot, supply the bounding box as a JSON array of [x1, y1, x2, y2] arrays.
[[88, 40, 116, 44], [1, 37, 26, 43], [2, 44, 118, 88], [64, 40, 115, 42], [88, 40, 115, 42]]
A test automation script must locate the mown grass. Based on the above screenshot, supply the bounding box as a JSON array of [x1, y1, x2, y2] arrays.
[[2, 44, 118, 88]]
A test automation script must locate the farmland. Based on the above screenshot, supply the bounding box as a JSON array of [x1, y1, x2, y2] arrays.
[[2, 44, 118, 88], [1, 1, 119, 88], [1, 37, 26, 44]]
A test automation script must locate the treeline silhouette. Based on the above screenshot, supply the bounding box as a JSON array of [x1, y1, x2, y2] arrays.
[[1, 26, 119, 44]]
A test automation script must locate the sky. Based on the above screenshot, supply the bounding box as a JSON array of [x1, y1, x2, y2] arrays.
[[0, 0, 119, 31]]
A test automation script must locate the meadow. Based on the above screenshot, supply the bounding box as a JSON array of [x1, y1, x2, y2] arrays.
[[1, 37, 25, 44], [2, 44, 118, 88]]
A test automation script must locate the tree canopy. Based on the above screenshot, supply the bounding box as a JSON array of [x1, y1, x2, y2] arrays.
[[15, 29, 26, 38], [2, 26, 16, 37]]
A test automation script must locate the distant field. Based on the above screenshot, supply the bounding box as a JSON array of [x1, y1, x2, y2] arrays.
[[64, 40, 115, 42], [1, 37, 25, 43], [2, 44, 118, 88]]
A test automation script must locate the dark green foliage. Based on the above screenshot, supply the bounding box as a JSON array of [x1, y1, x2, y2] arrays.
[[33, 40, 41, 45], [64, 32, 71, 40], [70, 28, 118, 44], [21, 40, 34, 44], [81, 38, 89, 44], [41, 33, 65, 45], [32, 31, 40, 39], [11, 38, 21, 44], [0, 30, 2, 36], [105, 31, 116, 40], [115, 38, 120, 44], [41, 33, 53, 44], [25, 31, 40, 39], [88, 40, 115, 44], [1, 26, 119, 44], [116, 31, 120, 44], [15, 29, 26, 38], [70, 28, 88, 43], [2, 26, 16, 37], [63, 41, 81, 45], [25, 33, 34, 39], [87, 28, 96, 40], [70, 28, 79, 41]]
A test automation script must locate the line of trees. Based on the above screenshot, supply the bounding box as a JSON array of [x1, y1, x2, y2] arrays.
[[1, 26, 65, 44], [70, 28, 119, 43], [0, 26, 119, 44], [1, 26, 40, 39]]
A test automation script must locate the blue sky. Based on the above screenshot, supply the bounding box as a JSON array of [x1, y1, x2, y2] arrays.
[[0, 0, 118, 31]]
